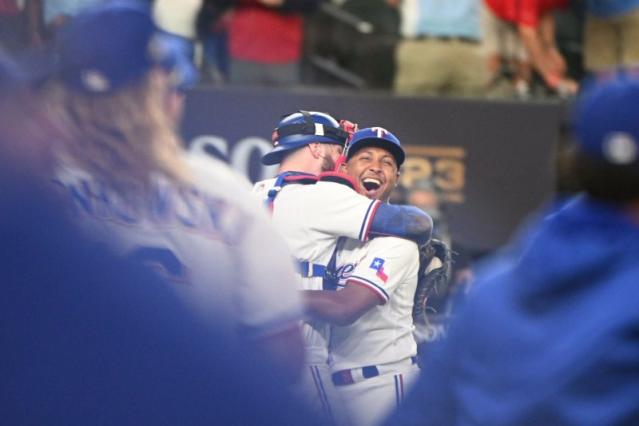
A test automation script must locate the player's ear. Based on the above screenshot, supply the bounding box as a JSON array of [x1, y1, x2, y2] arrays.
[[339, 162, 348, 173], [307, 143, 321, 159]]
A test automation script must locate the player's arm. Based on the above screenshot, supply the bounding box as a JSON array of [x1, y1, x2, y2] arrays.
[[370, 204, 433, 246], [309, 181, 432, 246], [304, 237, 419, 326], [303, 283, 382, 326]]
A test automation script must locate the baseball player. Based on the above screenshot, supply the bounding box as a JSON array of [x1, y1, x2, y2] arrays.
[[45, 2, 305, 381], [253, 112, 432, 424], [303, 127, 420, 426]]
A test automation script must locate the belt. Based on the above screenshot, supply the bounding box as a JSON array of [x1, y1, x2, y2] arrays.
[[331, 357, 418, 386], [412, 35, 479, 45]]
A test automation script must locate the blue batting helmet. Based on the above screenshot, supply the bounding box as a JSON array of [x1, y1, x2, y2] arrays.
[[573, 78, 639, 167], [347, 127, 405, 167], [262, 111, 349, 165]]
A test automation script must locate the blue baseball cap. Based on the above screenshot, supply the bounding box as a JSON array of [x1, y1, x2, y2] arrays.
[[573, 78, 639, 167], [347, 127, 405, 167], [55, 0, 197, 94]]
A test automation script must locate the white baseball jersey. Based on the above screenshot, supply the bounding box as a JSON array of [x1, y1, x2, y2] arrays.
[[54, 155, 303, 341], [330, 236, 420, 426], [254, 176, 381, 426], [253, 177, 381, 364]]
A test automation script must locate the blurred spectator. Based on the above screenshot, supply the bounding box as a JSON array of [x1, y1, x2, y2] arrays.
[[395, 0, 486, 97], [482, 0, 579, 96], [406, 179, 451, 245], [0, 49, 316, 426], [480, 0, 531, 96], [25, 0, 103, 45], [583, 0, 639, 76], [198, 0, 233, 83], [336, 0, 401, 89], [0, 0, 24, 52], [41, 1, 305, 381], [388, 183, 408, 204], [553, 2, 586, 86], [1, 185, 317, 426], [385, 77, 639, 426], [228, 0, 320, 87]]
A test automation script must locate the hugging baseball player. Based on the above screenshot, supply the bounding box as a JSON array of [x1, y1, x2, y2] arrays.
[[303, 127, 421, 426], [253, 112, 432, 425]]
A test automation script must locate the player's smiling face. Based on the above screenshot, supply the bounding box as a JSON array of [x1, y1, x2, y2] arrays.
[[345, 146, 399, 201]]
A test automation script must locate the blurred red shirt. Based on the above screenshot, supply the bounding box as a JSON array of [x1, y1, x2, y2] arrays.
[[485, 0, 569, 27], [229, 1, 303, 63]]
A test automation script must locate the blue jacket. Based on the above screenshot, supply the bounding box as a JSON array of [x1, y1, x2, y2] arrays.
[[387, 196, 639, 425]]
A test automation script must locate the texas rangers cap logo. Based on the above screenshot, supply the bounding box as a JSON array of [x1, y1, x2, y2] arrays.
[[369, 257, 388, 283], [371, 127, 389, 138]]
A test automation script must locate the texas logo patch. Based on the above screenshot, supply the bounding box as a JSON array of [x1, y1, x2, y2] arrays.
[[369, 257, 388, 283]]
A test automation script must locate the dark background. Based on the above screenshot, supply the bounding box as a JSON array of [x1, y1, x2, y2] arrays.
[[182, 86, 566, 252]]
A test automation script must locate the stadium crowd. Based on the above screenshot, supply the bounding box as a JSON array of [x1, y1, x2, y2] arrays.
[[1, 0, 639, 425], [1, 0, 638, 97]]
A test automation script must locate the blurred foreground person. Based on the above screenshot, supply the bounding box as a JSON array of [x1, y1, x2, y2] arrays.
[[0, 52, 316, 426], [41, 1, 305, 380], [385, 77, 639, 425]]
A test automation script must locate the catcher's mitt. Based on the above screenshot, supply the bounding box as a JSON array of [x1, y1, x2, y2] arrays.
[[412, 239, 453, 326]]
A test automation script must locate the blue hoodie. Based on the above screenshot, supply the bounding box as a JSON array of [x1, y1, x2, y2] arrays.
[[386, 196, 639, 425]]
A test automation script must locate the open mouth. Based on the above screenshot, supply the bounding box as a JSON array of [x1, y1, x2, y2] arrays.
[[362, 178, 382, 194]]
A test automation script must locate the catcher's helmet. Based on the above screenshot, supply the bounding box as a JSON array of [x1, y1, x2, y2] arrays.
[[261, 111, 349, 165], [573, 78, 639, 167], [347, 127, 405, 167]]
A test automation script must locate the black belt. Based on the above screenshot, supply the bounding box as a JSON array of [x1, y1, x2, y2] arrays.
[[331, 357, 418, 386], [413, 35, 479, 45]]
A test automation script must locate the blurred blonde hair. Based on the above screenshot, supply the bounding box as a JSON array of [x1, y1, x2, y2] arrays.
[[44, 70, 190, 195]]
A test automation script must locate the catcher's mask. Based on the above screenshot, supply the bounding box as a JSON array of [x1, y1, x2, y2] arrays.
[[262, 110, 349, 166]]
